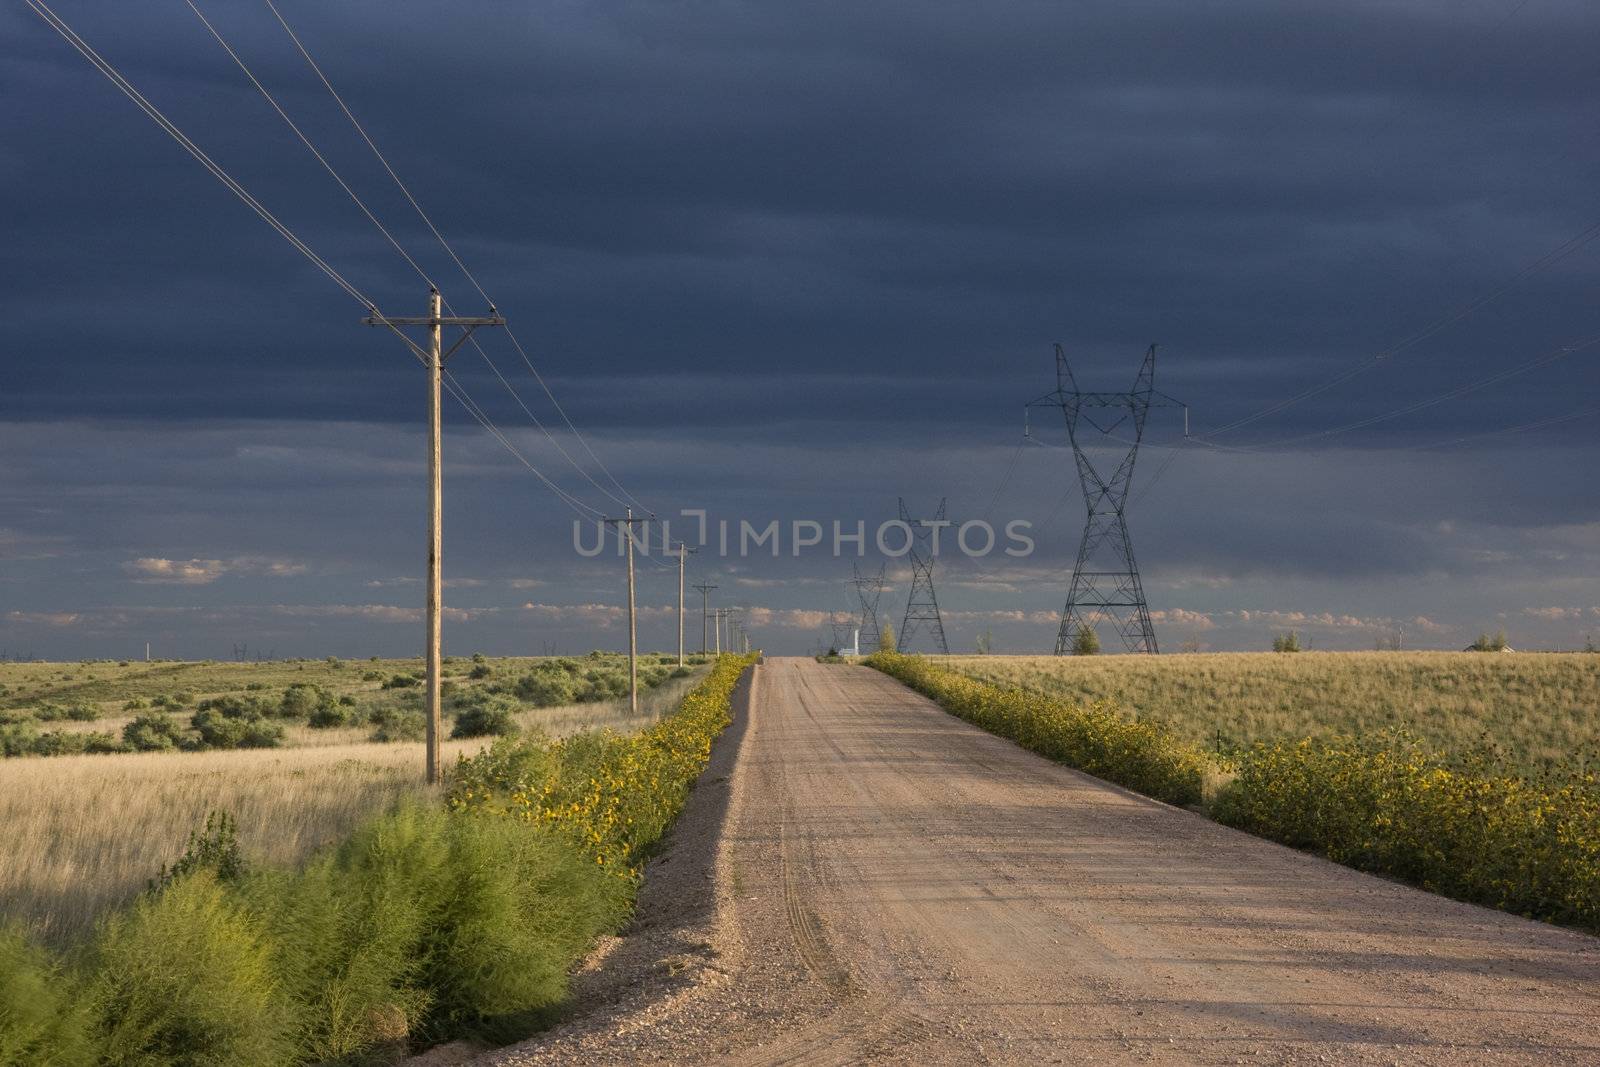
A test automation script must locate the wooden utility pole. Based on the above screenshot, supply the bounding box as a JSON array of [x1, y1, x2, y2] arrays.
[[693, 582, 717, 655], [605, 510, 646, 713], [671, 543, 697, 667], [365, 289, 504, 784]]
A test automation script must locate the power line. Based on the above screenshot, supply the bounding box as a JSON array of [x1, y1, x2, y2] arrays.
[[1412, 406, 1599, 451], [181, 0, 640, 520], [263, 0, 653, 517], [22, 0, 373, 310], [181, 0, 435, 289], [1198, 216, 1600, 441], [1235, 331, 1600, 450]]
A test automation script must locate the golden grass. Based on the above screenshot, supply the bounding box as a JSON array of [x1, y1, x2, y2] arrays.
[[943, 651, 1600, 772], [0, 665, 706, 945]]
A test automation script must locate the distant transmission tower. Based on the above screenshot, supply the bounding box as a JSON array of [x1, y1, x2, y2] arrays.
[[827, 610, 853, 652], [1028, 344, 1183, 655], [897, 497, 950, 654], [849, 561, 886, 652]]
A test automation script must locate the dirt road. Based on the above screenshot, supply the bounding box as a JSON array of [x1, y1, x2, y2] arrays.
[[484, 657, 1600, 1065]]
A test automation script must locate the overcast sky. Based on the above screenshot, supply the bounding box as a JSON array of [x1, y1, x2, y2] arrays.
[[3, 0, 1597, 658]]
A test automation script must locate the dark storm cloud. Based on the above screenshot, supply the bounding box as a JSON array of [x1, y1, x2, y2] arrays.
[[2, 1, 1598, 654]]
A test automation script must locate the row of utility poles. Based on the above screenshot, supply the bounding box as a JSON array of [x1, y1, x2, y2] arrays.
[[607, 511, 738, 713], [371, 287, 752, 786]]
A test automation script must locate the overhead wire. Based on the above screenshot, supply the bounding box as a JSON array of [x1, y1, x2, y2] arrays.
[[184, 0, 652, 527], [1197, 217, 1600, 440], [21, 0, 373, 311], [181, 0, 435, 290], [33, 0, 650, 563], [1195, 0, 1597, 442], [1233, 331, 1600, 450], [262, 0, 654, 517]]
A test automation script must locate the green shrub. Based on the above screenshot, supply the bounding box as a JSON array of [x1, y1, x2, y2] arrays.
[[252, 805, 441, 1061], [670, 666, 691, 678], [419, 813, 627, 1041], [382, 674, 421, 690], [64, 703, 99, 722], [278, 685, 330, 720], [370, 707, 426, 743], [33, 703, 67, 723], [190, 706, 284, 750], [86, 873, 295, 1066], [867, 652, 1207, 806], [512, 671, 578, 706], [81, 732, 128, 755], [0, 723, 41, 757], [122, 698, 148, 712], [26, 731, 91, 757], [451, 695, 520, 739], [468, 664, 492, 680], [122, 711, 184, 752], [306, 705, 349, 729], [0, 926, 92, 1065]]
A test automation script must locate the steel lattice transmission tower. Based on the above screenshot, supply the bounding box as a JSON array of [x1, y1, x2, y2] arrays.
[[850, 561, 887, 653], [1028, 344, 1183, 655], [897, 498, 951, 655]]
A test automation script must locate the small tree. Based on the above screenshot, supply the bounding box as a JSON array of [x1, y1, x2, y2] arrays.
[[878, 622, 896, 654], [1071, 626, 1099, 656], [1470, 628, 1509, 652], [975, 628, 994, 655], [1271, 630, 1301, 653]]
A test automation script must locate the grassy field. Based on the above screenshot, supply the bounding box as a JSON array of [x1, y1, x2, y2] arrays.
[[0, 656, 707, 944], [943, 651, 1600, 774]]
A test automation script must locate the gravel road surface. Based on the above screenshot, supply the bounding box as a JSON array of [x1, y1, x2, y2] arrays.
[[482, 657, 1600, 1065]]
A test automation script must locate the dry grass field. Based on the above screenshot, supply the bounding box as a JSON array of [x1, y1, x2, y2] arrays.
[[943, 651, 1600, 772], [0, 657, 706, 944]]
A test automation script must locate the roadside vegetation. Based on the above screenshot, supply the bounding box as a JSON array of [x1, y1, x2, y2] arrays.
[[0, 656, 709, 946], [0, 653, 755, 1065], [870, 652, 1599, 932], [869, 652, 1207, 805]]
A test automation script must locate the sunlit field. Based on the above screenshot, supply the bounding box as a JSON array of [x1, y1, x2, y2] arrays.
[[0, 656, 707, 943], [943, 651, 1600, 772]]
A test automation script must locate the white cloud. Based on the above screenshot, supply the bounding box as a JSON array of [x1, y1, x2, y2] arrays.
[[124, 556, 308, 585], [4, 610, 81, 627]]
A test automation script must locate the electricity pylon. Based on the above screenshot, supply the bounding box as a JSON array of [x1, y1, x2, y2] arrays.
[[897, 497, 950, 654], [1027, 343, 1182, 655], [850, 562, 886, 652], [827, 611, 853, 652]]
